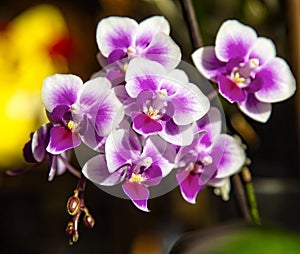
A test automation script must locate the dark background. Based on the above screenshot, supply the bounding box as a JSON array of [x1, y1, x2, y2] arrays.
[[0, 0, 299, 253]]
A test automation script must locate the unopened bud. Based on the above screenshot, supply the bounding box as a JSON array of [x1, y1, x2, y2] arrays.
[[66, 221, 74, 235], [72, 231, 79, 243], [67, 196, 80, 215], [83, 213, 95, 228]]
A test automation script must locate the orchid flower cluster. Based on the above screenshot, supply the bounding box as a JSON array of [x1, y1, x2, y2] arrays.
[[16, 15, 296, 242]]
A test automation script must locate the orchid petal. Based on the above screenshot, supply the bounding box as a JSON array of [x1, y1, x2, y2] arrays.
[[125, 58, 165, 98], [92, 91, 125, 137], [195, 107, 222, 146], [79, 77, 112, 112], [46, 126, 81, 154], [217, 74, 246, 103], [176, 169, 204, 204], [210, 134, 245, 178], [81, 120, 106, 152], [141, 135, 175, 176], [142, 164, 163, 186], [105, 129, 140, 173], [159, 119, 194, 146], [136, 16, 170, 47], [131, 112, 163, 135], [170, 81, 210, 125], [254, 58, 296, 103], [42, 74, 83, 112], [143, 33, 181, 70], [192, 46, 226, 82], [32, 123, 51, 162], [215, 20, 257, 62], [238, 94, 272, 122], [122, 182, 150, 212], [83, 154, 125, 186], [249, 37, 276, 66], [96, 16, 138, 57]]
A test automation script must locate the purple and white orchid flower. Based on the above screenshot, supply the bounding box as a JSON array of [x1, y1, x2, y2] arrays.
[[42, 74, 124, 153], [123, 57, 210, 146], [82, 126, 176, 212], [96, 16, 181, 70], [192, 19, 296, 122], [175, 107, 246, 204], [7, 123, 70, 181]]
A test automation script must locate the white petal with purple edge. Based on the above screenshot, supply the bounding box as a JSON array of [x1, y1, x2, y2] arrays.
[[125, 58, 165, 98], [238, 94, 272, 123], [96, 16, 138, 57], [215, 20, 257, 62], [192, 46, 226, 82], [211, 134, 245, 179], [254, 57, 296, 103], [42, 74, 83, 112], [249, 37, 276, 66], [136, 16, 170, 48], [122, 182, 150, 212], [143, 33, 181, 70], [82, 154, 125, 186], [105, 129, 139, 173]]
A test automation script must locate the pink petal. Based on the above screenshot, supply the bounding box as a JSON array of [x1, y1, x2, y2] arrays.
[[131, 112, 163, 135], [46, 126, 81, 154], [217, 74, 246, 103], [176, 169, 204, 204], [122, 182, 150, 212]]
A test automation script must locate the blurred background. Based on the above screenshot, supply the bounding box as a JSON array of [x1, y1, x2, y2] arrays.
[[0, 0, 299, 253]]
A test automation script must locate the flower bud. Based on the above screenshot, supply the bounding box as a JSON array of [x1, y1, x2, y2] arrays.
[[83, 213, 95, 228], [67, 196, 80, 215], [65, 221, 74, 235]]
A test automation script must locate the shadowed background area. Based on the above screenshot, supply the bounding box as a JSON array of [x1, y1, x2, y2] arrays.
[[0, 0, 299, 253]]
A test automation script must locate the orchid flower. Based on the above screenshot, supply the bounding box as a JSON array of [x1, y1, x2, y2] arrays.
[[42, 74, 124, 153], [192, 20, 296, 122], [175, 107, 246, 204], [96, 16, 181, 70], [123, 57, 210, 146], [7, 123, 70, 181], [82, 126, 176, 212]]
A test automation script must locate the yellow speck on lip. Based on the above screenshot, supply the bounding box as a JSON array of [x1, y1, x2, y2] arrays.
[[233, 72, 245, 84], [130, 173, 143, 183], [67, 120, 78, 132], [146, 106, 160, 119]]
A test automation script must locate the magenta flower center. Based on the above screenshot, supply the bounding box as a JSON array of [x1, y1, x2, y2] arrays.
[[230, 58, 259, 88]]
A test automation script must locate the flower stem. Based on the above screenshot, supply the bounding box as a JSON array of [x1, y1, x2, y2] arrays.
[[241, 167, 261, 224], [58, 155, 81, 179], [232, 174, 252, 223], [179, 0, 203, 49]]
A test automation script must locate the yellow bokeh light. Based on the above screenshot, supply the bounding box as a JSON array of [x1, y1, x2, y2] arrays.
[[0, 4, 70, 168]]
